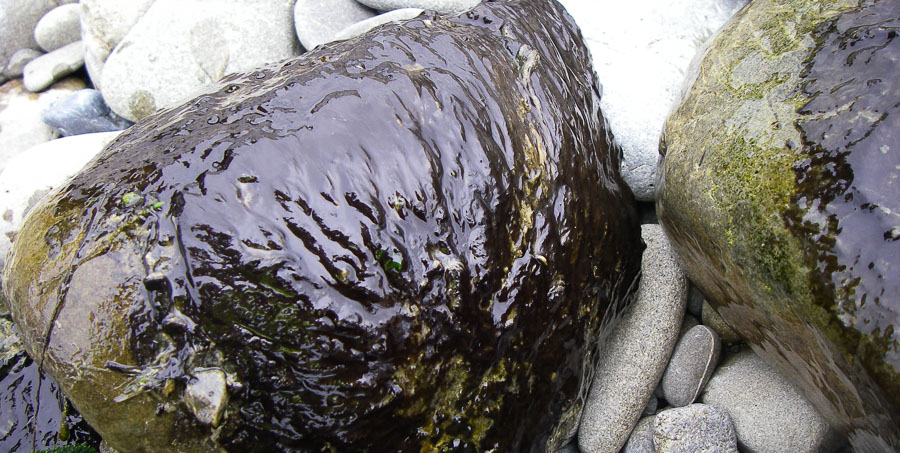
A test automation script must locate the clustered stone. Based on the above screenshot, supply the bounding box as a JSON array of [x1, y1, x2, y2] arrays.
[[2, 0, 895, 452]]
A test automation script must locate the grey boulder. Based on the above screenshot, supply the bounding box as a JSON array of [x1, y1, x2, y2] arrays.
[[661, 324, 721, 407], [555, 0, 749, 200], [100, 0, 300, 121], [294, 0, 376, 50], [79, 0, 155, 90], [0, 0, 59, 71]]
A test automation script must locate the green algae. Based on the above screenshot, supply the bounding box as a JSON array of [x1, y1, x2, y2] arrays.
[[658, 0, 899, 450]]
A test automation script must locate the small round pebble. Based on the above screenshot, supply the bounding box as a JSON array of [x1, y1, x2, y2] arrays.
[[653, 404, 738, 453], [356, 0, 480, 14], [41, 88, 133, 136], [661, 324, 721, 407], [33, 3, 82, 52], [23, 40, 84, 92]]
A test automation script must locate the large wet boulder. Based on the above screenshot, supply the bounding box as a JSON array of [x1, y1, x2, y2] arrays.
[[657, 0, 899, 451], [3, 0, 643, 451]]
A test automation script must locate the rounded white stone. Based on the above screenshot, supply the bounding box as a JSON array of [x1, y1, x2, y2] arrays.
[[100, 0, 300, 121], [294, 0, 376, 50], [34, 3, 81, 52], [356, 0, 480, 14]]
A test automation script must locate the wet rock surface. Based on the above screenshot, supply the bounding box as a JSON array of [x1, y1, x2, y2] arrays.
[[556, 0, 749, 201], [657, 0, 900, 450], [0, 317, 101, 452], [3, 1, 643, 451]]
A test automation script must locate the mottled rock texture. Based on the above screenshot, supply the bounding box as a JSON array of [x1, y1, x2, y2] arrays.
[[657, 0, 899, 450]]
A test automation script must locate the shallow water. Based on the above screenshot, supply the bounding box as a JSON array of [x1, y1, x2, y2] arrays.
[[0, 350, 100, 452]]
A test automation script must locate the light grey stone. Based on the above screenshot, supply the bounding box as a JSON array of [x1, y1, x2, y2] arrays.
[[653, 404, 738, 453], [577, 224, 688, 453], [556, 0, 749, 200], [34, 3, 81, 52], [100, 0, 300, 121], [332, 8, 424, 42], [4, 48, 42, 79], [356, 0, 480, 14], [22, 40, 83, 92], [0, 131, 122, 275], [79, 0, 156, 90], [0, 77, 86, 169], [184, 368, 229, 427], [0, 0, 58, 71], [294, 0, 376, 50], [661, 325, 721, 407], [700, 348, 845, 453], [701, 300, 742, 345], [623, 416, 655, 453]]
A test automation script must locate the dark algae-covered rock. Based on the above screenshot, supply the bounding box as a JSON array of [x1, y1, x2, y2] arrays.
[[658, 0, 899, 450], [3, 0, 642, 451]]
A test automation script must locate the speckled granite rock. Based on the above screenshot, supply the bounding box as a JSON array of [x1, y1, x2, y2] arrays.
[[701, 348, 846, 453], [578, 224, 687, 453]]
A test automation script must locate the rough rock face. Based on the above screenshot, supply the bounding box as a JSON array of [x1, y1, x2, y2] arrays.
[[3, 0, 643, 451], [657, 0, 899, 450]]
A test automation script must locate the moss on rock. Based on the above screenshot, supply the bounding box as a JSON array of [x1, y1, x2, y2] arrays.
[[658, 0, 899, 450]]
